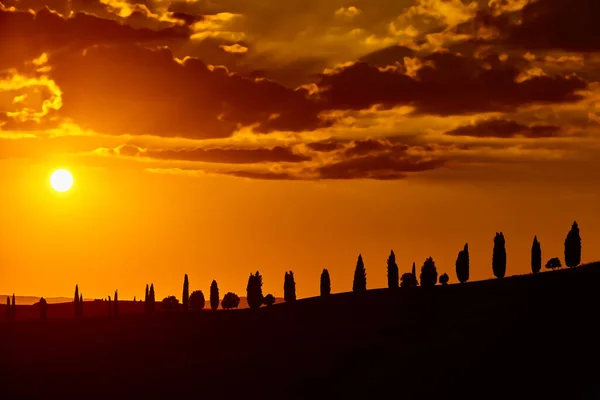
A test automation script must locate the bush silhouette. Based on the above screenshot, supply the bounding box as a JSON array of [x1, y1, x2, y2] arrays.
[[456, 243, 469, 283], [439, 273, 449, 285], [210, 280, 219, 311], [38, 297, 48, 320], [264, 294, 276, 307], [564, 221, 581, 268], [420, 257, 438, 287], [189, 290, 205, 311], [532, 236, 542, 274], [161, 296, 179, 311], [182, 274, 189, 313], [352, 254, 367, 292], [411, 262, 418, 285], [222, 292, 240, 310], [284, 271, 296, 302], [546, 257, 562, 270], [320, 269, 331, 296], [492, 232, 507, 278], [246, 271, 264, 309], [400, 273, 417, 288], [387, 250, 399, 289]]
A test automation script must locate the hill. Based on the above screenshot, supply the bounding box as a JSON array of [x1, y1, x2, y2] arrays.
[[1, 263, 599, 399]]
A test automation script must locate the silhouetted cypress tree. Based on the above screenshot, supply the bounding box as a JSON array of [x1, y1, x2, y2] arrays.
[[246, 271, 264, 309], [565, 221, 582, 268], [352, 254, 367, 292], [492, 232, 506, 278], [420, 257, 438, 287], [531, 236, 542, 274], [74, 285, 79, 317], [411, 262, 418, 285], [11, 294, 16, 321], [79, 293, 83, 316], [210, 280, 219, 311], [387, 250, 399, 289], [284, 271, 296, 302], [5, 297, 10, 320], [320, 269, 331, 297], [114, 290, 118, 316], [149, 284, 155, 313], [145, 284, 149, 313], [456, 243, 470, 283], [182, 274, 189, 313]]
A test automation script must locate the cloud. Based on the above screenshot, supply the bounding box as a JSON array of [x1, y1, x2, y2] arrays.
[[316, 51, 587, 116], [445, 118, 564, 138], [47, 44, 327, 138]]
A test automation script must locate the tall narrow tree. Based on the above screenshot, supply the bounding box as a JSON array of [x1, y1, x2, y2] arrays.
[[145, 284, 149, 313], [531, 236, 542, 274], [565, 221, 582, 268], [352, 254, 367, 292], [182, 274, 190, 313], [149, 284, 155, 313], [74, 285, 79, 317], [320, 269, 331, 297], [456, 243, 470, 283], [210, 280, 219, 311], [79, 293, 83, 316], [114, 290, 118, 316], [284, 271, 296, 302], [247, 272, 264, 309], [11, 294, 16, 321], [411, 262, 418, 286], [492, 232, 507, 278], [387, 250, 399, 289]]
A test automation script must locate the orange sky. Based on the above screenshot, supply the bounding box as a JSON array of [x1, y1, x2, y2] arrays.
[[1, 0, 599, 300]]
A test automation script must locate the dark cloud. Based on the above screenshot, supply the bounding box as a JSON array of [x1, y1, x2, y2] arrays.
[[0, 5, 187, 68], [358, 45, 417, 68], [316, 51, 587, 116], [504, 0, 600, 52], [48, 44, 328, 139], [445, 119, 564, 138], [305, 141, 343, 152], [226, 170, 301, 180]]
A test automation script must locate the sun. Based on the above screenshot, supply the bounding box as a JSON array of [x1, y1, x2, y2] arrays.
[[50, 169, 74, 193]]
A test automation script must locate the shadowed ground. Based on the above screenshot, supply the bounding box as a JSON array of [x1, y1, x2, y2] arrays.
[[1, 263, 599, 399]]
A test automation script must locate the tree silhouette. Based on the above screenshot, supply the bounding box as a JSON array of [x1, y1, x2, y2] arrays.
[[222, 292, 240, 310], [114, 290, 118, 316], [320, 269, 331, 297], [411, 262, 418, 286], [420, 257, 438, 287], [149, 284, 155, 314], [492, 232, 507, 279], [456, 243, 469, 283], [11, 294, 16, 321], [144, 284, 149, 313], [387, 250, 399, 289], [5, 297, 9, 321], [210, 280, 219, 311], [182, 274, 189, 313], [439, 273, 449, 285], [161, 296, 179, 311], [38, 297, 48, 320], [352, 254, 367, 292], [79, 294, 83, 317], [564, 221, 582, 268], [74, 285, 79, 317], [264, 294, 276, 307], [546, 257, 562, 270], [400, 272, 417, 288], [531, 236, 542, 274], [189, 290, 205, 311], [284, 271, 296, 302], [247, 271, 264, 309]]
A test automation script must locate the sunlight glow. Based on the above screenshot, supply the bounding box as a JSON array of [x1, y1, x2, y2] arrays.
[[50, 169, 74, 193]]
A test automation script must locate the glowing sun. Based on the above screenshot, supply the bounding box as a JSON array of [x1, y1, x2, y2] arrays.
[[50, 169, 74, 193]]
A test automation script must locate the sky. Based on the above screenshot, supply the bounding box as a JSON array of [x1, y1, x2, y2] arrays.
[[0, 0, 599, 301]]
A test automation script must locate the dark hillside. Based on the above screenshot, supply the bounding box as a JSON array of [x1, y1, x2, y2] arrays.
[[1, 263, 599, 399]]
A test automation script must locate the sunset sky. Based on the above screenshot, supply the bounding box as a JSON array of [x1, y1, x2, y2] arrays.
[[1, 0, 599, 300]]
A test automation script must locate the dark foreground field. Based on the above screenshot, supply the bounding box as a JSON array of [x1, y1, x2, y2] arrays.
[[1, 264, 600, 399]]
